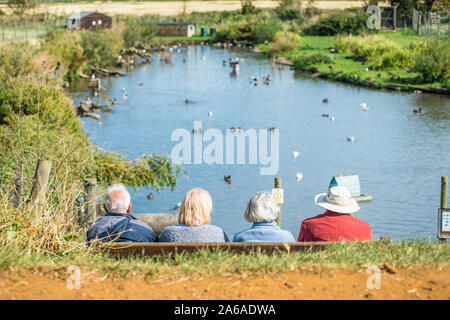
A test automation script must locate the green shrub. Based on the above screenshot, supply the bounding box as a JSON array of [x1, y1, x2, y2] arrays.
[[293, 53, 333, 71], [335, 34, 412, 69], [268, 31, 301, 56], [253, 19, 283, 44], [412, 39, 450, 83], [43, 30, 84, 79], [211, 18, 282, 45], [276, 7, 303, 23], [80, 29, 123, 69], [122, 22, 156, 47], [303, 14, 368, 36]]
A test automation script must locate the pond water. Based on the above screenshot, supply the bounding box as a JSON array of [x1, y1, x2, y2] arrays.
[[69, 45, 450, 241]]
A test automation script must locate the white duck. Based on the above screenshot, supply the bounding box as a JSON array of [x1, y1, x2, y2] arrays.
[[360, 103, 370, 111], [293, 151, 300, 159], [296, 173, 304, 182]]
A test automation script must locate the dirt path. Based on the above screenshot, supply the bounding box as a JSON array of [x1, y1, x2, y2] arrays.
[[1, 265, 449, 299], [1, 1, 367, 16]]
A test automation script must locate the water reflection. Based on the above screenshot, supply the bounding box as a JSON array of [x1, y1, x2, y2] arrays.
[[68, 45, 450, 241]]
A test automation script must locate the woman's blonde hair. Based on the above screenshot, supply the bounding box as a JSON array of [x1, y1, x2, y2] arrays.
[[178, 188, 213, 226]]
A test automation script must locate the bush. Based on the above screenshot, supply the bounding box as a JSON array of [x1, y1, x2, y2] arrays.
[[293, 53, 333, 71], [122, 22, 156, 47], [303, 14, 368, 36], [276, 7, 303, 23], [80, 29, 123, 69], [211, 18, 282, 45], [335, 34, 412, 69], [412, 39, 450, 83], [43, 30, 84, 79], [252, 19, 283, 44], [268, 31, 301, 56]]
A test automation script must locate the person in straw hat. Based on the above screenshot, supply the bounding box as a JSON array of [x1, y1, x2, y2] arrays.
[[297, 186, 373, 242]]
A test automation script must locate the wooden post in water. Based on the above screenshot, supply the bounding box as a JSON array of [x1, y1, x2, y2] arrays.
[[274, 177, 282, 227], [30, 160, 52, 225], [440, 176, 448, 243], [83, 178, 98, 227]]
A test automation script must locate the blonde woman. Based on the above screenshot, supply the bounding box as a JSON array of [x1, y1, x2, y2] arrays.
[[159, 188, 229, 242]]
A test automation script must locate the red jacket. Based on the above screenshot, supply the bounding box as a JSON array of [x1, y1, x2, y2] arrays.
[[297, 210, 373, 242]]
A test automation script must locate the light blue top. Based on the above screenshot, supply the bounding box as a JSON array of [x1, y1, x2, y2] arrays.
[[233, 221, 295, 242]]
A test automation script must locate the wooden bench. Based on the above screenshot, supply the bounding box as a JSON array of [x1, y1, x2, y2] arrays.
[[105, 242, 330, 258]]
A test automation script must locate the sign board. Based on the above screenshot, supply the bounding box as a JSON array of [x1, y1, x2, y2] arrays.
[[272, 188, 284, 204], [438, 208, 450, 239]]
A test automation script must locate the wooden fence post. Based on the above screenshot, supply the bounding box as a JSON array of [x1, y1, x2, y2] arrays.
[[440, 176, 448, 243], [274, 177, 282, 227], [30, 160, 52, 225], [82, 178, 97, 227], [10, 163, 24, 208]]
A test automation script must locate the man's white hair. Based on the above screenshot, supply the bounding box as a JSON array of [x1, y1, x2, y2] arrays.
[[104, 184, 131, 214], [244, 191, 280, 223]]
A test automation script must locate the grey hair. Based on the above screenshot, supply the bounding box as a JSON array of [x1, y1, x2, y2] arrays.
[[244, 191, 280, 223], [104, 184, 131, 213]]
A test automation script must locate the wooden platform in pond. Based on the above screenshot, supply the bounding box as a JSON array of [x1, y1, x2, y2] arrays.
[[105, 242, 330, 257]]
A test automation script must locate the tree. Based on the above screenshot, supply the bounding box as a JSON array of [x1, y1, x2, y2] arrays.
[[389, 0, 449, 11], [7, 0, 39, 15]]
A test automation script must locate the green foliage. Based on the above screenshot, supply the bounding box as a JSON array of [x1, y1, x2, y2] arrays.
[[93, 152, 185, 192], [303, 14, 368, 36], [335, 34, 413, 69], [268, 31, 302, 56], [276, 0, 303, 23], [293, 53, 334, 71], [122, 22, 156, 47], [211, 17, 282, 45], [412, 39, 450, 82], [241, 0, 259, 15], [7, 0, 39, 14], [80, 29, 124, 69], [43, 30, 85, 80]]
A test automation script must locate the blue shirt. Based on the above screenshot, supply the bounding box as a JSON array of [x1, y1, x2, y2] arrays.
[[233, 221, 295, 242], [86, 212, 157, 243]]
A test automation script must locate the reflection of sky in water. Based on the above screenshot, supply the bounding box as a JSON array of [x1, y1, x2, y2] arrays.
[[69, 45, 450, 241]]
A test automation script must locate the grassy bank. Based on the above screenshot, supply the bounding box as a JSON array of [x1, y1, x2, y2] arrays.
[[1, 238, 448, 277]]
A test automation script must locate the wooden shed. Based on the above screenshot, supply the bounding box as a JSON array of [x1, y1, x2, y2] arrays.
[[66, 11, 112, 30], [154, 22, 195, 37]]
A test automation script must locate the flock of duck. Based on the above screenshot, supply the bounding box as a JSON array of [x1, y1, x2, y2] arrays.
[[321, 97, 373, 143], [111, 45, 426, 204]]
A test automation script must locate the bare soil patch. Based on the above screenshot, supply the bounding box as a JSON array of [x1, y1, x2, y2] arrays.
[[1, 265, 449, 300]]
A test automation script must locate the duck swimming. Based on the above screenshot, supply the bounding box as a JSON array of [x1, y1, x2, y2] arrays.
[[224, 175, 232, 184]]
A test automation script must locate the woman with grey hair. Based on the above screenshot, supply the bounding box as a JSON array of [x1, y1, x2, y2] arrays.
[[233, 192, 295, 242]]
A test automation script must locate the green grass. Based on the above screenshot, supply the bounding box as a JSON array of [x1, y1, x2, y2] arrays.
[[1, 238, 448, 277], [276, 31, 448, 90]]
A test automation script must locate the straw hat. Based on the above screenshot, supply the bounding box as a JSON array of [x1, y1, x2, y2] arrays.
[[314, 186, 360, 214]]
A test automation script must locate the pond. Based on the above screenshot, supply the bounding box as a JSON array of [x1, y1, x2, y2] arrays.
[[69, 45, 450, 241]]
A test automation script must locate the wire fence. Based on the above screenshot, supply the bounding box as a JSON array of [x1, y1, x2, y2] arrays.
[[0, 15, 66, 42], [379, 6, 449, 37]]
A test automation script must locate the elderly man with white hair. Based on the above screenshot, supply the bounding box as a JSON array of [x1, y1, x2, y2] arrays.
[[233, 192, 295, 242], [86, 184, 156, 243]]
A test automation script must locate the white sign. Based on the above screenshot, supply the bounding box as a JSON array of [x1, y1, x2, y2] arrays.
[[272, 188, 284, 204], [442, 210, 450, 233]]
